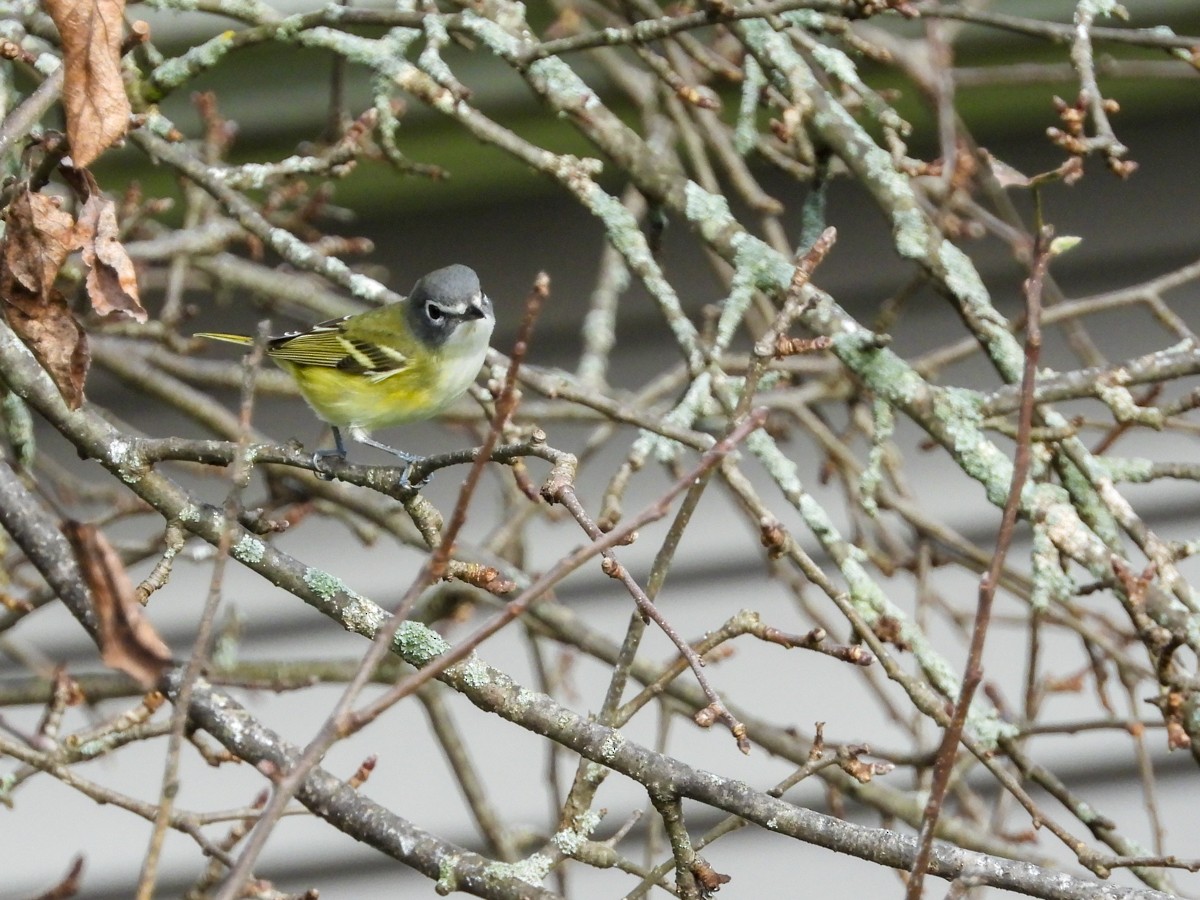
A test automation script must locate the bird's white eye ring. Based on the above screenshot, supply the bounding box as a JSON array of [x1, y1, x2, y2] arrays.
[[427, 304, 445, 322]]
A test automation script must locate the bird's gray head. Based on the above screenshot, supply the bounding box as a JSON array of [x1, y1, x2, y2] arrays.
[[406, 264, 494, 347]]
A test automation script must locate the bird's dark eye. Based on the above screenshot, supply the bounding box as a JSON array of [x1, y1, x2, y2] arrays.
[[427, 303, 445, 322]]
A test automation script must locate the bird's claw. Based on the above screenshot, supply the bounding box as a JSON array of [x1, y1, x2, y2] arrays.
[[396, 457, 433, 490], [312, 448, 345, 481]]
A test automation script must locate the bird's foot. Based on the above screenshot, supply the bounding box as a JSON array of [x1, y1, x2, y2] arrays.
[[396, 457, 433, 490], [312, 448, 345, 481]]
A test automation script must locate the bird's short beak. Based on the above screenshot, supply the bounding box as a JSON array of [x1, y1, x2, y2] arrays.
[[466, 294, 489, 320]]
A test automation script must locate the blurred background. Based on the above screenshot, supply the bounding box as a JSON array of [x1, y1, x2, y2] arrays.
[[4, 1, 1200, 897]]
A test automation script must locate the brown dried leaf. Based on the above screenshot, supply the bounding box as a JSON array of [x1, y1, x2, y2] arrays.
[[78, 194, 145, 320], [2, 285, 88, 409], [63, 521, 172, 688], [64, 168, 146, 321], [43, 0, 131, 168], [0, 189, 90, 409], [4, 190, 75, 295]]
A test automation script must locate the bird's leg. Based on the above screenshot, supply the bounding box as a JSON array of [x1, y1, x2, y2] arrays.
[[312, 426, 348, 480], [353, 432, 430, 488], [354, 433, 418, 464]]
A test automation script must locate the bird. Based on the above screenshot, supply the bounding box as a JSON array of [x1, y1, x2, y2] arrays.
[[195, 263, 494, 483]]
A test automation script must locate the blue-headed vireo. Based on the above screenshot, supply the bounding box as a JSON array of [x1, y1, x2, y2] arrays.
[[196, 264, 495, 480]]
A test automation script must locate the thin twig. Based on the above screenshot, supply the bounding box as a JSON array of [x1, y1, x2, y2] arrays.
[[907, 224, 1050, 898]]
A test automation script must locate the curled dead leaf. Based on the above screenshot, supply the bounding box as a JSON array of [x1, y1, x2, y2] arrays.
[[43, 0, 132, 167], [63, 520, 172, 688], [63, 167, 147, 322], [0, 174, 145, 408], [77, 193, 145, 321], [0, 288, 88, 410], [0, 188, 89, 409], [4, 191, 75, 296]]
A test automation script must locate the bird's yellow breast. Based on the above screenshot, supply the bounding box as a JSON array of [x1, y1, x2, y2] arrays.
[[278, 356, 439, 431]]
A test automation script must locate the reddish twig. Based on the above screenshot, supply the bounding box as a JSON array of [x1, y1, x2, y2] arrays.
[[907, 224, 1049, 898]]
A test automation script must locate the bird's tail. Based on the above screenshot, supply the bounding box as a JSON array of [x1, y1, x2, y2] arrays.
[[194, 332, 255, 347]]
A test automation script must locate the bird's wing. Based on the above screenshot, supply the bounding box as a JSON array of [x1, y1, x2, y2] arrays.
[[267, 316, 410, 381]]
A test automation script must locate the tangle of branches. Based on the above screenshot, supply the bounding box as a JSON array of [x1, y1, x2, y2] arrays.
[[1, 1, 1200, 898]]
